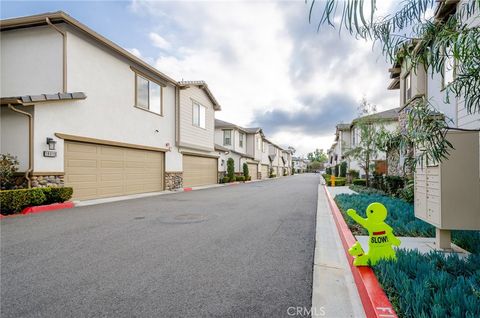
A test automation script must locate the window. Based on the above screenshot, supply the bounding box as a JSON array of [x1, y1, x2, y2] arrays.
[[192, 102, 206, 128], [239, 133, 244, 148], [135, 74, 162, 114], [224, 130, 232, 146], [257, 137, 262, 150], [262, 141, 265, 153], [404, 72, 411, 102]]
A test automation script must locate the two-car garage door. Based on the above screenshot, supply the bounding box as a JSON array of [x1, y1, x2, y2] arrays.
[[65, 141, 164, 200], [183, 155, 218, 187]]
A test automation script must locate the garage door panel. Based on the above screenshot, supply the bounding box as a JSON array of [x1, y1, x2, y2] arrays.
[[248, 163, 258, 180], [65, 141, 164, 200], [183, 155, 217, 187]]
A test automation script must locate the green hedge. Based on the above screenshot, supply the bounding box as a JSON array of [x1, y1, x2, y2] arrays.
[[236, 176, 245, 182], [0, 187, 73, 215], [352, 178, 367, 186], [349, 184, 386, 195], [374, 250, 480, 318]]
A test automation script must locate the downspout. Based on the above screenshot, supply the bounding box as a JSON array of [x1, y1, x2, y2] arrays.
[[8, 105, 33, 188], [46, 17, 67, 93]]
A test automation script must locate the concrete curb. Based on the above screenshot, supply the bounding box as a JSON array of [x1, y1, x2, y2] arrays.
[[323, 186, 398, 318], [1, 202, 75, 219]]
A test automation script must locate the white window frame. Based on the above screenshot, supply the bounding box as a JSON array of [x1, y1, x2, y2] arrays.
[[224, 130, 232, 146], [442, 55, 455, 89], [404, 72, 411, 103], [239, 132, 244, 148], [192, 102, 206, 129]]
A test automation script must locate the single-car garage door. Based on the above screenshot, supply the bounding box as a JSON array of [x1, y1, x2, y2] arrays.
[[183, 155, 217, 187], [248, 163, 258, 180], [65, 141, 164, 200], [261, 164, 269, 179]]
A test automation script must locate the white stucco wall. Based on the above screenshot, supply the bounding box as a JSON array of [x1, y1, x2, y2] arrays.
[[10, 26, 181, 172], [0, 107, 32, 171], [1, 26, 63, 97]]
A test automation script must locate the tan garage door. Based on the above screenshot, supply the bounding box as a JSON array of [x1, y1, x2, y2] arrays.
[[261, 164, 269, 179], [65, 141, 164, 200], [248, 163, 258, 180], [183, 155, 217, 187]]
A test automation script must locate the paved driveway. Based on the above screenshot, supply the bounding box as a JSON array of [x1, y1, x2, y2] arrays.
[[1, 174, 319, 317]]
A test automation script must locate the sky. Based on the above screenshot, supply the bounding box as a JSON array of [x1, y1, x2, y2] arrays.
[[1, 0, 399, 157]]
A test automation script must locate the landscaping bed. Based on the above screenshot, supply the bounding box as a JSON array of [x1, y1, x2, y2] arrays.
[[335, 193, 480, 317], [0, 187, 73, 215]]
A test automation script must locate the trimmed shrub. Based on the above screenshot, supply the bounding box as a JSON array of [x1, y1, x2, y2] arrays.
[[0, 187, 74, 215], [340, 161, 347, 178], [227, 158, 235, 182], [222, 176, 229, 184], [230, 175, 236, 182], [236, 176, 245, 182], [335, 179, 346, 186], [0, 188, 46, 215], [291, 168, 295, 175], [352, 178, 367, 186], [242, 163, 249, 180], [334, 165, 339, 177], [325, 167, 332, 175]]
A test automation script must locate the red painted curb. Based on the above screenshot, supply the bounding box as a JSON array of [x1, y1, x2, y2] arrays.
[[324, 186, 398, 318], [1, 201, 75, 219], [183, 188, 193, 192]]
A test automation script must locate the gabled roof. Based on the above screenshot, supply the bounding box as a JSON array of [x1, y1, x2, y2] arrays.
[[352, 107, 400, 124], [178, 80, 221, 111], [214, 144, 254, 159], [215, 119, 262, 134], [0, 11, 177, 85]]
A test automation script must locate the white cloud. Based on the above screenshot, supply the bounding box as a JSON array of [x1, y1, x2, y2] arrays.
[[129, 1, 399, 155], [149, 32, 171, 50]]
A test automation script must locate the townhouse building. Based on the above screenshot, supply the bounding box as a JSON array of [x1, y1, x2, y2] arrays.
[[0, 11, 221, 200], [386, 0, 479, 248]]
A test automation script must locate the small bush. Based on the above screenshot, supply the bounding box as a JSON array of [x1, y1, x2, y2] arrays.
[[291, 168, 295, 175], [335, 179, 346, 186], [236, 176, 245, 182], [326, 167, 332, 175], [222, 176, 229, 183], [352, 179, 367, 186], [0, 187, 73, 215], [348, 169, 359, 179], [242, 163, 249, 180], [334, 165, 339, 177], [399, 179, 414, 203], [229, 176, 236, 182], [0, 153, 19, 190], [340, 162, 347, 177], [227, 158, 235, 182]]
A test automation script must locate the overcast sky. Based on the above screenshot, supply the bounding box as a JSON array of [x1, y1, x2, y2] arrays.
[[1, 0, 399, 157]]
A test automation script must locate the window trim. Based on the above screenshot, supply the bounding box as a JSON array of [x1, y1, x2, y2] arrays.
[[134, 71, 163, 116], [223, 129, 232, 146], [192, 101, 207, 129], [239, 132, 244, 148]]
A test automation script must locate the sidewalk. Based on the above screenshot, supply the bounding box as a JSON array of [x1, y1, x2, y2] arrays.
[[312, 183, 365, 317]]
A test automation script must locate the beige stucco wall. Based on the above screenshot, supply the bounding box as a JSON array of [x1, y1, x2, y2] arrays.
[[1, 25, 63, 96], [2, 25, 182, 173]]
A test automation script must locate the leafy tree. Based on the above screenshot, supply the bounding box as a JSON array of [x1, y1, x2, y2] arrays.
[[227, 158, 235, 182], [307, 148, 328, 163], [0, 154, 19, 190], [308, 0, 479, 168]]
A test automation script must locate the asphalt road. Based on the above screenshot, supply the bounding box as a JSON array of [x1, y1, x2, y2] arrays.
[[1, 174, 319, 318]]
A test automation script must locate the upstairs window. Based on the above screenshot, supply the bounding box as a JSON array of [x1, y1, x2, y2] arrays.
[[192, 102, 206, 128], [224, 130, 232, 146], [135, 73, 162, 115], [404, 72, 411, 102], [443, 55, 455, 89], [239, 133, 244, 147]]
